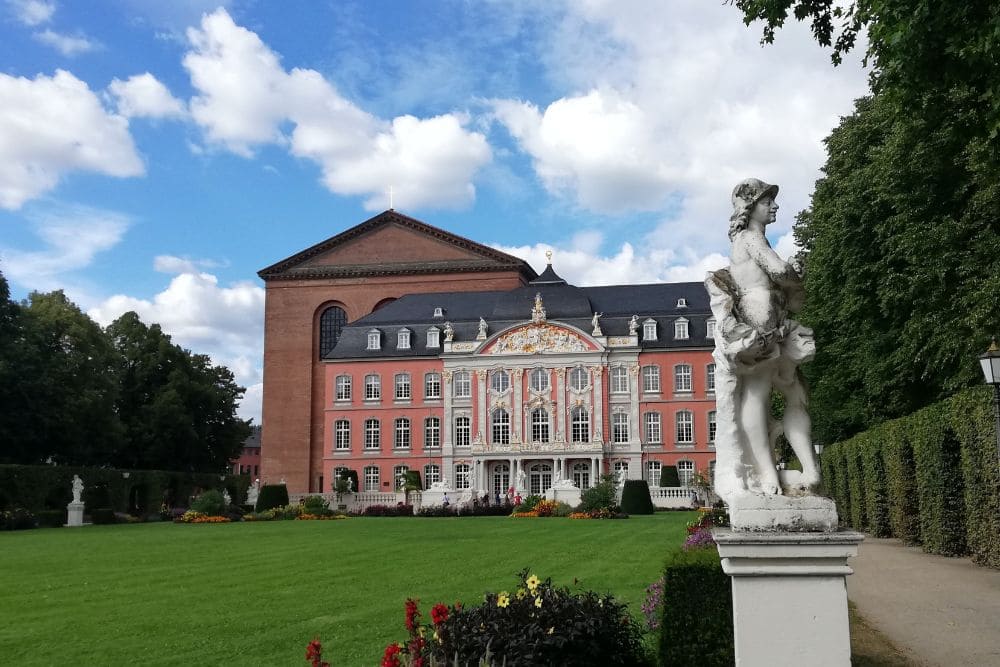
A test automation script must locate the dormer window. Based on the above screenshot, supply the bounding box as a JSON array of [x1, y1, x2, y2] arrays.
[[426, 327, 440, 348], [433, 307, 444, 318], [706, 318, 716, 339], [397, 328, 411, 350], [643, 318, 657, 341], [674, 318, 689, 340], [676, 298, 688, 308], [367, 329, 381, 351]]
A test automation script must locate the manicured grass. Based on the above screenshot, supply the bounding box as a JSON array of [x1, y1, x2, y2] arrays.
[[1, 512, 693, 666]]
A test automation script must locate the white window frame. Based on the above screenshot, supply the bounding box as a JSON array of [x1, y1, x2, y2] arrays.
[[424, 464, 441, 489], [571, 407, 589, 443], [610, 366, 629, 394], [676, 298, 687, 308], [453, 371, 471, 398], [393, 465, 409, 489], [424, 372, 441, 400], [335, 375, 352, 401], [708, 411, 717, 444], [397, 328, 411, 350], [454, 415, 471, 448], [394, 417, 410, 449], [492, 409, 510, 445], [364, 374, 381, 401], [612, 412, 629, 444], [572, 462, 591, 490], [424, 417, 440, 449], [364, 465, 380, 491], [641, 365, 660, 393], [706, 318, 716, 340], [530, 408, 550, 443], [529, 368, 549, 392], [644, 412, 662, 444], [674, 318, 689, 340], [426, 327, 440, 348], [569, 366, 588, 391], [613, 460, 629, 484], [678, 460, 695, 487], [676, 410, 694, 445], [367, 330, 381, 351], [364, 418, 380, 449], [674, 364, 692, 393], [455, 463, 471, 490], [491, 369, 510, 394], [394, 373, 411, 400], [334, 419, 350, 450], [706, 363, 716, 393], [647, 460, 662, 487], [643, 318, 657, 341]]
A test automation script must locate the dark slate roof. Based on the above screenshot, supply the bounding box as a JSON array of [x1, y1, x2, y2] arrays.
[[325, 278, 712, 359]]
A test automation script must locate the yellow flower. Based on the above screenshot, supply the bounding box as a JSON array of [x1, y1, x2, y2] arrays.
[[497, 592, 510, 608], [547, 627, 555, 635], [434, 630, 441, 644], [534, 596, 543, 608], [526, 574, 541, 591], [516, 588, 527, 600]]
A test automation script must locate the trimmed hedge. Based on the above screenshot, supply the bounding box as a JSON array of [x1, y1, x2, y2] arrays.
[[658, 547, 733, 666], [821, 387, 999, 566], [620, 480, 655, 515], [660, 465, 681, 487], [255, 484, 289, 512]]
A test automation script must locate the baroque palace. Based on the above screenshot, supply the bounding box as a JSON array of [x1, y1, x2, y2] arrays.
[[258, 210, 717, 496]]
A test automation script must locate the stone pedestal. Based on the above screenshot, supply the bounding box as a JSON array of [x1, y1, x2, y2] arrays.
[[420, 488, 454, 507], [544, 485, 581, 507], [714, 529, 864, 666], [728, 493, 838, 532], [66, 501, 85, 527]]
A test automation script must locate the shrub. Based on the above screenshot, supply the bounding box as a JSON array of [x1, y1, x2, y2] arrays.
[[416, 505, 457, 517], [384, 571, 650, 666], [845, 441, 867, 531], [515, 494, 542, 513], [950, 388, 1000, 567], [620, 480, 655, 515], [36, 509, 65, 528], [578, 475, 618, 513], [1, 507, 37, 530], [858, 430, 891, 537], [659, 547, 733, 667], [882, 418, 921, 543], [912, 404, 966, 556], [402, 470, 421, 491], [660, 465, 680, 487], [301, 495, 330, 513], [360, 504, 413, 517], [456, 503, 511, 517], [255, 484, 289, 512], [334, 469, 359, 493], [190, 489, 226, 516], [91, 508, 116, 525]]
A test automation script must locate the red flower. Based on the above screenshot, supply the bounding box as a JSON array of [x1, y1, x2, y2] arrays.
[[381, 643, 401, 667], [430, 603, 449, 626], [404, 599, 421, 635], [306, 639, 322, 664]]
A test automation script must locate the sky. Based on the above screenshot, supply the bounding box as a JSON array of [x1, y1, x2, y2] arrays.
[[0, 0, 869, 424]]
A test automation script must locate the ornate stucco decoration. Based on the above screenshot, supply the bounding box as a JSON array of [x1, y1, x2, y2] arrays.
[[485, 323, 591, 355], [531, 292, 547, 323]]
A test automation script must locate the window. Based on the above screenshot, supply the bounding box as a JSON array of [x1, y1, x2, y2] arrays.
[[364, 419, 380, 449], [678, 460, 695, 487], [333, 466, 348, 490], [613, 460, 629, 484], [433, 307, 444, 318], [364, 374, 381, 400], [393, 465, 409, 489], [455, 464, 471, 489], [674, 318, 689, 340], [676, 411, 694, 444], [424, 464, 441, 489], [395, 373, 411, 400], [612, 412, 629, 444], [453, 371, 471, 398], [319, 306, 347, 357], [647, 460, 662, 487], [364, 465, 380, 491], [531, 408, 550, 443], [676, 298, 687, 308], [454, 416, 470, 447], [706, 363, 716, 393], [674, 364, 692, 393], [569, 366, 588, 391], [334, 420, 350, 450], [529, 368, 549, 392], [426, 327, 440, 348], [571, 407, 589, 443], [397, 328, 411, 349], [643, 319, 657, 341], [335, 375, 351, 401], [708, 411, 717, 444], [644, 412, 662, 444], [424, 373, 441, 399], [424, 417, 441, 449], [491, 369, 510, 393], [706, 318, 716, 339], [642, 365, 660, 393], [367, 329, 381, 350], [572, 462, 591, 490], [394, 418, 410, 449], [492, 409, 510, 445], [610, 366, 629, 394]]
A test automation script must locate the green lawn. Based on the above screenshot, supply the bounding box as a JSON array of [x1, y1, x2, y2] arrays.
[[0, 513, 693, 666]]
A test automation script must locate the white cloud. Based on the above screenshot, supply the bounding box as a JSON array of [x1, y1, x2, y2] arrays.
[[0, 203, 130, 291], [153, 254, 224, 274], [8, 0, 54, 26], [0, 70, 144, 209], [182, 8, 490, 210], [34, 28, 99, 56], [88, 267, 266, 423], [108, 73, 186, 119]]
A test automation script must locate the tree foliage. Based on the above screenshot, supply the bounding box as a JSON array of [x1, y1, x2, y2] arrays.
[[0, 273, 250, 472]]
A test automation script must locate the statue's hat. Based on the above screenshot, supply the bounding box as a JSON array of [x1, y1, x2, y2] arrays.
[[731, 178, 778, 210]]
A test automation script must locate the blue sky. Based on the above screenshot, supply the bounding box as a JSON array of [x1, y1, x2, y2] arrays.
[[0, 0, 869, 423]]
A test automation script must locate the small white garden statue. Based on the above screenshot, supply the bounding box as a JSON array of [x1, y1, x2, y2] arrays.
[[71, 474, 84, 503], [223, 489, 231, 506], [247, 479, 260, 505]]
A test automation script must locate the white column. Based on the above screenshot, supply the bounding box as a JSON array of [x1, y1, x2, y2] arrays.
[[476, 369, 487, 444]]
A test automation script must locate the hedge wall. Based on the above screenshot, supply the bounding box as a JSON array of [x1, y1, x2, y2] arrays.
[[0, 464, 248, 517], [658, 547, 733, 666], [620, 480, 654, 515], [821, 387, 999, 567]]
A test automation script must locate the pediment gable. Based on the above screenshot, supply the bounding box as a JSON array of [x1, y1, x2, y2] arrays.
[[258, 210, 536, 281], [479, 322, 601, 355]]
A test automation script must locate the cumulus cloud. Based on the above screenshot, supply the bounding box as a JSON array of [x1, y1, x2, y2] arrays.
[[0, 70, 144, 209], [182, 8, 490, 210], [0, 203, 130, 292], [108, 73, 186, 119], [9, 0, 54, 26], [34, 28, 99, 56], [88, 267, 266, 423]]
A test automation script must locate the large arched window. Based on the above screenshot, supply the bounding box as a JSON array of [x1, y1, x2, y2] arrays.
[[319, 306, 347, 357], [530, 408, 550, 443], [492, 409, 510, 444], [571, 407, 589, 443]]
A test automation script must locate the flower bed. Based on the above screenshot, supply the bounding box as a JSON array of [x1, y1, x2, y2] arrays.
[[568, 508, 629, 519], [176, 511, 230, 524]]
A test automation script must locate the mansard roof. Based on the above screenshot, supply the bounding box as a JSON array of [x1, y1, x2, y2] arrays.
[[257, 209, 538, 282], [325, 278, 712, 359]]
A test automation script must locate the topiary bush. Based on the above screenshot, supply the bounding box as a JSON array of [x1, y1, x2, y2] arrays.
[[882, 418, 921, 543], [660, 465, 680, 487], [190, 489, 226, 516], [658, 546, 733, 666], [255, 484, 289, 512], [620, 480, 654, 514]]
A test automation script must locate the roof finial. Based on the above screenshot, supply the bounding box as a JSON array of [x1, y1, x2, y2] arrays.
[[388, 185, 394, 210], [545, 249, 552, 265]]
